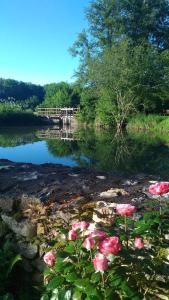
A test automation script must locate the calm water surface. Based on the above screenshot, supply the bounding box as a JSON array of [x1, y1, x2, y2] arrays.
[[0, 126, 169, 179]]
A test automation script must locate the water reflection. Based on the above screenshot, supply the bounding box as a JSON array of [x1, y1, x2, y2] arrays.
[[0, 126, 169, 178]]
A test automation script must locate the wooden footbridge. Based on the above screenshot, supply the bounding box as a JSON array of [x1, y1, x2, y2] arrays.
[[36, 107, 79, 124]]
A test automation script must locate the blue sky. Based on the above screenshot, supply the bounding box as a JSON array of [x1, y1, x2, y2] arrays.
[[0, 0, 90, 85]]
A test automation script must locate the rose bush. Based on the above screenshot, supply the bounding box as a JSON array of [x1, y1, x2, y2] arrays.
[[42, 202, 169, 300]]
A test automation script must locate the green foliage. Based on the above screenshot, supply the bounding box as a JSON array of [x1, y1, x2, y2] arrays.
[[0, 240, 21, 298], [71, 0, 169, 128], [0, 111, 47, 126], [41, 82, 80, 108], [128, 114, 169, 131], [0, 78, 44, 109]]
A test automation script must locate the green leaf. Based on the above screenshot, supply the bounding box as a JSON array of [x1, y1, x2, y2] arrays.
[[58, 290, 72, 300], [72, 289, 82, 300], [40, 294, 49, 300], [47, 277, 64, 290], [65, 242, 75, 254], [65, 273, 79, 282], [6, 254, 22, 276], [91, 272, 101, 283]]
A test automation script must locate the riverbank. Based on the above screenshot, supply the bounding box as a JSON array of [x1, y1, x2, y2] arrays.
[[0, 159, 160, 214], [127, 114, 169, 131], [0, 111, 52, 126], [0, 160, 169, 299]]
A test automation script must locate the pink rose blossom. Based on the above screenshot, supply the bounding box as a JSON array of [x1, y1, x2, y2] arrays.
[[88, 229, 108, 241], [133, 237, 144, 249], [99, 236, 122, 255], [93, 253, 109, 272], [116, 204, 136, 216], [72, 221, 89, 231], [43, 250, 55, 267], [148, 182, 169, 195], [68, 230, 77, 240], [83, 237, 96, 250]]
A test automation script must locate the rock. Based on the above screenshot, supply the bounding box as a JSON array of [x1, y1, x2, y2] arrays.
[[0, 181, 15, 192], [131, 197, 145, 204], [0, 197, 16, 212], [0, 220, 7, 237], [16, 171, 39, 181], [100, 188, 128, 198], [122, 179, 138, 186], [31, 257, 45, 272], [0, 165, 14, 170], [1, 214, 37, 238], [96, 176, 106, 180], [20, 194, 41, 208], [17, 241, 38, 259], [68, 173, 79, 177]]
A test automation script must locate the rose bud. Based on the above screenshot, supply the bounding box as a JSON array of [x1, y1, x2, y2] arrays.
[[43, 250, 55, 267], [148, 182, 169, 195], [133, 237, 144, 249], [83, 237, 96, 250], [88, 229, 107, 241], [68, 230, 77, 240], [72, 221, 89, 231], [99, 236, 122, 255], [116, 204, 136, 216], [93, 253, 108, 272]]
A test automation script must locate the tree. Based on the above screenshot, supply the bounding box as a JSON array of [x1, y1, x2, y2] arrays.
[[70, 0, 169, 129], [42, 82, 72, 108]]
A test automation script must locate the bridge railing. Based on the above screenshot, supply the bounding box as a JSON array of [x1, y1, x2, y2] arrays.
[[35, 107, 80, 117]]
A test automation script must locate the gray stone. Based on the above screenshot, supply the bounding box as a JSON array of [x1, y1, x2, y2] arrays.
[[96, 176, 106, 180], [16, 171, 39, 181], [0, 197, 16, 212], [100, 188, 128, 198], [122, 179, 138, 186], [0, 220, 7, 237], [1, 214, 37, 238], [31, 257, 45, 272], [17, 241, 38, 259]]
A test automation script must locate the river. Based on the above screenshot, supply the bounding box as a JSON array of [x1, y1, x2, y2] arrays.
[[0, 125, 169, 179]]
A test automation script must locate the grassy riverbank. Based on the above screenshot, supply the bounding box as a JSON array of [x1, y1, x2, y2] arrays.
[[127, 114, 169, 132], [0, 111, 50, 126]]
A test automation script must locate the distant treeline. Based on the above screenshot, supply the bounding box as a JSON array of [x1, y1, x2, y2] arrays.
[[0, 78, 81, 112]]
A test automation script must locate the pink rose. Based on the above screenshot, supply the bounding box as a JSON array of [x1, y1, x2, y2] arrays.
[[116, 204, 136, 216], [68, 230, 77, 240], [148, 182, 169, 195], [72, 221, 89, 231], [93, 253, 108, 272], [83, 237, 96, 250], [88, 229, 108, 241], [99, 236, 122, 255], [133, 237, 144, 249], [43, 250, 55, 267]]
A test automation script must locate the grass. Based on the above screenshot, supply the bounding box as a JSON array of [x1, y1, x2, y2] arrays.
[[127, 114, 169, 132]]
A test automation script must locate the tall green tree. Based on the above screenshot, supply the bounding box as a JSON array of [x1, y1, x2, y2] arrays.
[[71, 0, 169, 129]]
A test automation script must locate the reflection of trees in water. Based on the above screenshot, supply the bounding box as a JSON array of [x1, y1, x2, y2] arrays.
[[45, 128, 169, 178], [47, 139, 79, 157], [0, 128, 39, 147], [1, 126, 169, 178], [73, 128, 169, 178]]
